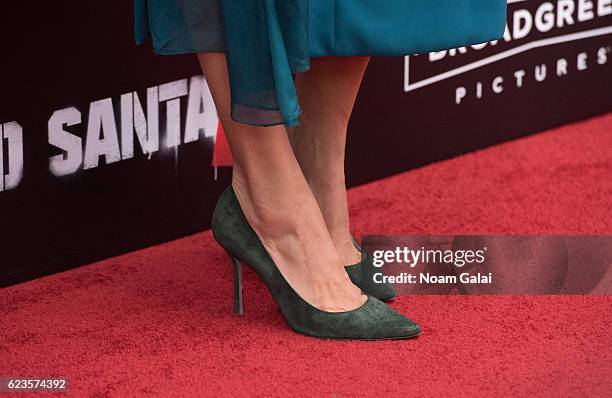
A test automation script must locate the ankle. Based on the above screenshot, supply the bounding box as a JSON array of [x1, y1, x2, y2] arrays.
[[231, 174, 316, 241], [291, 125, 347, 176]]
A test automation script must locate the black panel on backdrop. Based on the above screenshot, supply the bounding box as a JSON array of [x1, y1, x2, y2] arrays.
[[1, 1, 611, 286]]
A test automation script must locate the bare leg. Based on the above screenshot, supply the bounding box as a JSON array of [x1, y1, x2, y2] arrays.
[[197, 53, 366, 312], [289, 57, 371, 266]]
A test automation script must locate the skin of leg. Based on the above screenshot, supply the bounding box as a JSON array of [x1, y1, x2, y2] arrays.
[[289, 56, 371, 266], [196, 52, 366, 311]]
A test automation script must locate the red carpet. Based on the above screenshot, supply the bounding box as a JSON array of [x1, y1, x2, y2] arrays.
[[1, 113, 611, 397]]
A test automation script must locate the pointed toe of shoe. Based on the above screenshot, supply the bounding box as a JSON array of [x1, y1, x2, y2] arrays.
[[354, 297, 421, 340], [393, 319, 421, 339], [290, 296, 421, 341], [378, 307, 421, 339]]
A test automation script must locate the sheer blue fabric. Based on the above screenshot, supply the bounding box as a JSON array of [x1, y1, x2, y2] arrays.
[[134, 0, 309, 127], [221, 1, 309, 127]]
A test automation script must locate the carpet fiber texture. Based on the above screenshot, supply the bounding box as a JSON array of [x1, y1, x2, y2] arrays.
[[1, 113, 611, 397]]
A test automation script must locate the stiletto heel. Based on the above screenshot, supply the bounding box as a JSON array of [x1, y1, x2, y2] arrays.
[[228, 253, 244, 315], [211, 186, 420, 340]]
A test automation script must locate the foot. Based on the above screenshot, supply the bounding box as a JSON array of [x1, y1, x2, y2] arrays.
[[231, 170, 366, 313]]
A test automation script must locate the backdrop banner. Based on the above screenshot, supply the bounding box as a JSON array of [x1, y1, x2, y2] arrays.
[[1, 1, 611, 285]]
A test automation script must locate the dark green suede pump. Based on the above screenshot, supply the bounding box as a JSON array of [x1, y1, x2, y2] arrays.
[[345, 236, 397, 302], [211, 186, 421, 340]]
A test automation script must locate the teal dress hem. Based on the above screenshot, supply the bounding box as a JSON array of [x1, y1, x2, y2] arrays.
[[134, 0, 309, 128]]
